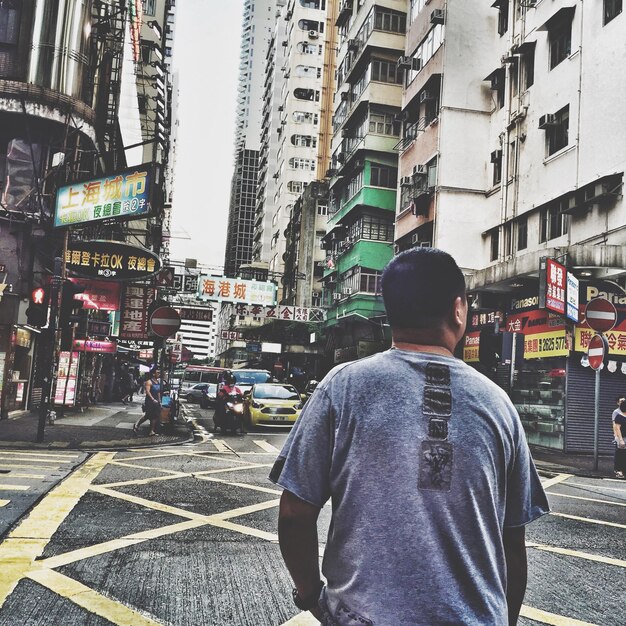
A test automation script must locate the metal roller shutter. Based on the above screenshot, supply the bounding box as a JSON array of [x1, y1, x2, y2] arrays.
[[565, 359, 623, 454]]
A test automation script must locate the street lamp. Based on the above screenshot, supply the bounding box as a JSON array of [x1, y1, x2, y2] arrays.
[[147, 20, 162, 39]]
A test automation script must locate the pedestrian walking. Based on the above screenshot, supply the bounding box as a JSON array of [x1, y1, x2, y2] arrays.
[[134, 368, 162, 436], [270, 247, 549, 625], [613, 399, 626, 478]]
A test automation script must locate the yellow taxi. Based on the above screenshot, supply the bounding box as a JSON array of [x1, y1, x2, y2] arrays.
[[244, 383, 303, 428]]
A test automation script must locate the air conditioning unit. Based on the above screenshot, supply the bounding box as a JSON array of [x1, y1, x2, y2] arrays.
[[308, 30, 319, 39], [347, 38, 359, 51], [430, 9, 445, 25], [566, 195, 579, 212], [343, 288, 353, 295], [277, 105, 284, 111], [538, 113, 556, 129], [410, 57, 422, 72], [337, 152, 347, 164], [420, 90, 434, 103], [411, 233, 420, 244], [354, 159, 365, 169], [312, 291, 320, 298], [584, 182, 610, 203], [333, 293, 342, 301], [393, 244, 400, 254], [340, 91, 350, 101], [490, 72, 503, 90], [341, 128, 352, 138], [326, 168, 338, 177], [490, 149, 502, 163], [420, 241, 432, 248], [414, 164, 426, 174], [397, 56, 412, 69], [400, 176, 413, 187]]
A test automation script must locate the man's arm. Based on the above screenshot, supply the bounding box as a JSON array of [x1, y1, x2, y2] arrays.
[[503, 526, 527, 626], [278, 489, 323, 620]]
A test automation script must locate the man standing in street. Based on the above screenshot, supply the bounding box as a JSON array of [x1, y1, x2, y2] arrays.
[[270, 247, 549, 625]]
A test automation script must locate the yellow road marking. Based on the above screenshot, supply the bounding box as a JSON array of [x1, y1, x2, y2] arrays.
[[547, 491, 626, 507], [541, 473, 571, 489], [210, 439, 230, 452], [0, 500, 8, 507], [527, 542, 626, 568], [0, 485, 29, 491], [0, 456, 67, 465], [0, 452, 114, 607], [253, 440, 281, 453], [520, 605, 598, 625], [109, 460, 187, 475], [281, 613, 319, 626], [215, 498, 281, 520], [0, 463, 60, 471], [197, 475, 282, 495], [90, 485, 206, 521], [551, 512, 626, 529], [39, 519, 208, 569], [566, 481, 626, 493], [0, 451, 79, 460], [27, 569, 162, 626], [3, 473, 46, 479]]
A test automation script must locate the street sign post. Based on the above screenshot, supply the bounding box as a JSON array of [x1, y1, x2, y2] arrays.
[[585, 297, 617, 333], [149, 306, 181, 338], [587, 333, 609, 470]]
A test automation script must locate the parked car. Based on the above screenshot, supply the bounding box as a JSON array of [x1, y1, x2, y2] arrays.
[[199, 383, 218, 409], [244, 383, 303, 429], [181, 383, 212, 404]]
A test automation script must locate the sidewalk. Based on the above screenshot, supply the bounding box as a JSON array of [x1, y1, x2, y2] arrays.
[[530, 445, 615, 479], [0, 401, 193, 450]]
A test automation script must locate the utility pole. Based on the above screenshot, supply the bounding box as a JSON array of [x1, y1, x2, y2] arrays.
[[37, 257, 62, 442]]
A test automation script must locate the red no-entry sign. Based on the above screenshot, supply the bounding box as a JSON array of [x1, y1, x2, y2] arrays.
[[587, 334, 607, 371], [150, 306, 181, 338], [585, 297, 617, 333]]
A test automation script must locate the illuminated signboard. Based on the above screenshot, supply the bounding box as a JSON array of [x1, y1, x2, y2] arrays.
[[65, 240, 161, 282], [198, 276, 277, 306], [54, 164, 155, 228], [545, 258, 566, 315], [128, 1, 143, 62]]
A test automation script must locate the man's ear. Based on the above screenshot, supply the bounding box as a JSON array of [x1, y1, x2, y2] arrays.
[[453, 296, 467, 333]]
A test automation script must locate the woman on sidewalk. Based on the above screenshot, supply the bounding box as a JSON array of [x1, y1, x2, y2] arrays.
[[134, 368, 162, 436], [613, 399, 626, 478]]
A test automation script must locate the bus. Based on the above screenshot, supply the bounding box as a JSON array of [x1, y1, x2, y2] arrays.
[[179, 366, 226, 394]]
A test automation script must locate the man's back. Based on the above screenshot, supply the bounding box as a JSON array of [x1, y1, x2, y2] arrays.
[[273, 348, 548, 625]]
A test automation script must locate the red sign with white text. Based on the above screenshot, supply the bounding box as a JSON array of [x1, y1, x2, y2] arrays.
[[546, 258, 566, 315], [505, 309, 565, 335], [70, 278, 120, 311]]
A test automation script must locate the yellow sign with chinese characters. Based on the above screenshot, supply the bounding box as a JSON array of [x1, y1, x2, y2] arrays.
[[523, 330, 569, 359], [575, 327, 626, 356]]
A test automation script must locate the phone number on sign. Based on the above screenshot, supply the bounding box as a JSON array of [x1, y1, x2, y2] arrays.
[[526, 335, 566, 353]]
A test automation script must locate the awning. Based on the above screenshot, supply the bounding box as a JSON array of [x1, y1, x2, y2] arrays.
[[537, 6, 575, 31], [517, 40, 537, 55]]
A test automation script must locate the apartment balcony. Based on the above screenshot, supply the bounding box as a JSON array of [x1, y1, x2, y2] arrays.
[[329, 186, 397, 226], [344, 31, 405, 85], [341, 81, 403, 128], [336, 133, 399, 167]]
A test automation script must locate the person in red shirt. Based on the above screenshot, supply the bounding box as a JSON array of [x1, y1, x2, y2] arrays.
[[214, 371, 243, 431]]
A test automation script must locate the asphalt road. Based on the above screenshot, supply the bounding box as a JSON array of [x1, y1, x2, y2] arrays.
[[0, 401, 623, 625]]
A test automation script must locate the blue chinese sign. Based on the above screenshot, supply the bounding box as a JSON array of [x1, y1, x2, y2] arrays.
[[54, 164, 154, 228]]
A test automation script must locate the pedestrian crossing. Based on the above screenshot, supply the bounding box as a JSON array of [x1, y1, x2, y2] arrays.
[[0, 450, 82, 511]]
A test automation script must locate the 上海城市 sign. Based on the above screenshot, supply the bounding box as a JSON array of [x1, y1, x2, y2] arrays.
[[54, 164, 155, 228], [65, 240, 161, 281]]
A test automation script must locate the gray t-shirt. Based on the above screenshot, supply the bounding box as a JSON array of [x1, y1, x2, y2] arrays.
[[270, 348, 549, 626]]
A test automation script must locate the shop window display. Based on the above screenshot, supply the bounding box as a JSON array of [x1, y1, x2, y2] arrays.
[[511, 359, 565, 449]]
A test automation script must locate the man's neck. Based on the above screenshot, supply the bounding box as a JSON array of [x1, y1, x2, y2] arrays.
[[392, 341, 454, 357]]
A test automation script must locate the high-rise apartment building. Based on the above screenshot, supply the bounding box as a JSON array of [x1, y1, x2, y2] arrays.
[[397, 1, 626, 456], [321, 0, 406, 361], [224, 0, 277, 278]]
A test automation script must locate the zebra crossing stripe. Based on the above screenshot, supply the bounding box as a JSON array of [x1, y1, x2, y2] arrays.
[[210, 440, 230, 453], [253, 440, 281, 453]]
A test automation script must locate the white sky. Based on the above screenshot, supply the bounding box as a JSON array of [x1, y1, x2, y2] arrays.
[[169, 0, 243, 269]]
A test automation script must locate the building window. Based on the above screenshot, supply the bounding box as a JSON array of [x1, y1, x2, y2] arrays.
[[522, 49, 535, 89], [374, 8, 406, 34], [294, 88, 320, 101], [369, 165, 397, 188], [492, 150, 502, 186], [517, 216, 528, 251], [291, 134, 317, 148], [539, 202, 569, 242], [368, 111, 401, 136], [370, 59, 402, 85], [361, 214, 394, 242], [317, 204, 328, 216], [360, 269, 383, 294], [490, 229, 499, 262], [549, 20, 572, 70], [293, 111, 319, 124], [604, 0, 623, 24], [547, 105, 569, 156], [497, 0, 509, 36], [295, 65, 319, 77], [404, 24, 445, 86], [143, 0, 156, 17]]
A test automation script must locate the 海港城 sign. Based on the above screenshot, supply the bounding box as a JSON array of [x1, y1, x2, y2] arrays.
[[54, 164, 155, 228], [198, 276, 276, 306]]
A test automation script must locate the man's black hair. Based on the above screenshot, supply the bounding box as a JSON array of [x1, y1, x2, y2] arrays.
[[619, 399, 626, 413], [381, 247, 466, 329]]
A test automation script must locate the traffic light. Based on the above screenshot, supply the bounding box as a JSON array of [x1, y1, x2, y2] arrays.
[[59, 281, 86, 327], [26, 287, 50, 327]]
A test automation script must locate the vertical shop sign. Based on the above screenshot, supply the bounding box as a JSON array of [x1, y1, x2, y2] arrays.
[[54, 352, 79, 406], [542, 258, 566, 315], [119, 285, 155, 340], [463, 332, 480, 362], [566, 272, 580, 322]]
